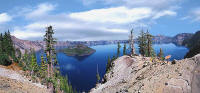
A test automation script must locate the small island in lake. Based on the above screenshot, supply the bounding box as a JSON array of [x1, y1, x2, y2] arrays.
[[62, 44, 96, 56]]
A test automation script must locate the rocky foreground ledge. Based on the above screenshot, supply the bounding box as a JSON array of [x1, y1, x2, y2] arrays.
[[90, 54, 200, 93], [0, 65, 48, 93]]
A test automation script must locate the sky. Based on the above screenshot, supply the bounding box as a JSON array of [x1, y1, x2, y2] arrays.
[[0, 0, 200, 41]]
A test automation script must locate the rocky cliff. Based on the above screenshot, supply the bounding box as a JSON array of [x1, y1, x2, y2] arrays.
[[90, 54, 200, 93], [172, 33, 193, 46], [153, 35, 173, 44], [11, 36, 44, 53]]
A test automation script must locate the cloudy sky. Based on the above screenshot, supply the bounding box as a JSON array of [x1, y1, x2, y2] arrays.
[[0, 0, 199, 41]]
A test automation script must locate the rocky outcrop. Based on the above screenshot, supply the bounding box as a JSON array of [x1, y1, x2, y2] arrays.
[[172, 33, 193, 46], [11, 36, 44, 53], [152, 33, 193, 45], [0, 65, 47, 93], [90, 54, 200, 93], [153, 35, 173, 44]]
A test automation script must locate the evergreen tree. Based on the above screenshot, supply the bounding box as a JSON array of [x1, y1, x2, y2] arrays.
[[0, 31, 16, 66], [138, 30, 147, 56], [44, 26, 57, 91], [158, 48, 164, 60], [117, 42, 121, 57], [96, 65, 100, 84], [59, 76, 74, 93], [123, 43, 127, 55], [43, 26, 75, 92], [0, 33, 3, 53], [129, 29, 136, 56], [30, 49, 39, 76], [5, 30, 16, 61], [40, 55, 47, 78], [22, 49, 30, 71], [44, 26, 57, 78], [106, 56, 111, 73], [146, 30, 155, 57]]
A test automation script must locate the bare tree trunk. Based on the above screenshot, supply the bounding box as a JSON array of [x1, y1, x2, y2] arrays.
[[129, 29, 135, 56], [47, 64, 50, 78], [51, 61, 53, 77], [47, 51, 50, 78]]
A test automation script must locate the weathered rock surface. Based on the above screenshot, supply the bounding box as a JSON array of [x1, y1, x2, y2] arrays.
[[90, 54, 200, 93], [0, 65, 48, 93]]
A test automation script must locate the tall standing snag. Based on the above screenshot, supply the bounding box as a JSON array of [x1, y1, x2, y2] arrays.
[[117, 42, 121, 57], [123, 43, 127, 55], [129, 29, 136, 56]]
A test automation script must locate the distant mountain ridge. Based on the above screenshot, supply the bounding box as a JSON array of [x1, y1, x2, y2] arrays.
[[11, 33, 193, 53]]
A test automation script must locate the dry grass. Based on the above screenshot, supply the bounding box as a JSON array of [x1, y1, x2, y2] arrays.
[[0, 62, 22, 71]]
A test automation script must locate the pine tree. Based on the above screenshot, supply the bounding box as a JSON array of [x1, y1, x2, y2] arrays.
[[59, 76, 74, 93], [158, 48, 164, 61], [6, 30, 16, 61], [22, 49, 30, 71], [123, 43, 127, 55], [146, 30, 155, 57], [96, 65, 100, 84], [0, 33, 3, 53], [106, 56, 111, 73], [43, 26, 75, 92], [138, 30, 147, 56], [40, 55, 47, 78], [0, 33, 4, 65], [129, 29, 136, 56], [117, 42, 121, 57], [44, 26, 57, 91], [0, 31, 16, 66], [30, 49, 39, 76], [44, 26, 57, 78]]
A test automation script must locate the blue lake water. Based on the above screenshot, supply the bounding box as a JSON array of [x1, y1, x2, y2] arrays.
[[36, 43, 188, 92]]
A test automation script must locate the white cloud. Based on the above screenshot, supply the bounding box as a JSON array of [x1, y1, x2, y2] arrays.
[[191, 8, 200, 22], [12, 29, 43, 40], [152, 10, 177, 19], [70, 7, 177, 24], [12, 2, 178, 41], [181, 8, 200, 22], [82, 0, 182, 9], [180, 16, 190, 20], [26, 3, 55, 19], [12, 21, 129, 41], [0, 13, 12, 24], [70, 7, 152, 24]]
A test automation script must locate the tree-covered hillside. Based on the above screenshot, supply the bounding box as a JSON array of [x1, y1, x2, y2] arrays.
[[183, 31, 200, 58]]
